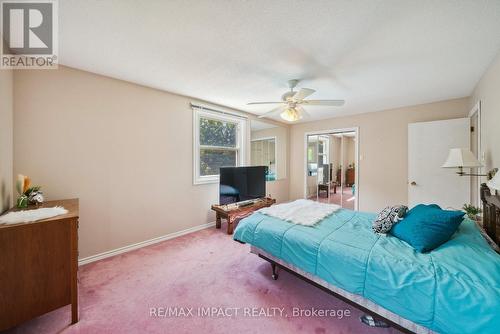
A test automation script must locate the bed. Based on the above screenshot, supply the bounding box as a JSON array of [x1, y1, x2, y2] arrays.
[[233, 203, 500, 334]]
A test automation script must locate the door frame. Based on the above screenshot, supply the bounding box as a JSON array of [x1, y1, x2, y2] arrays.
[[303, 127, 360, 210], [468, 101, 482, 206]]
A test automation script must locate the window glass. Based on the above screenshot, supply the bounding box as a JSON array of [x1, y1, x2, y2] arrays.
[[200, 148, 237, 176], [193, 109, 245, 184], [199, 118, 237, 147]]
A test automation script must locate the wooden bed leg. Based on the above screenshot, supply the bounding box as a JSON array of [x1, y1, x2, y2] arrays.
[[271, 263, 279, 280], [227, 217, 235, 235], [215, 213, 221, 229]]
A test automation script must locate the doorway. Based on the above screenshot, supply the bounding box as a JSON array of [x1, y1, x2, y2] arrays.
[[408, 118, 470, 209], [304, 128, 359, 210]]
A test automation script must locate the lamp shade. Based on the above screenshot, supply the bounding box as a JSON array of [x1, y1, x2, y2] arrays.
[[280, 107, 302, 122], [442, 148, 483, 168], [487, 172, 500, 191]]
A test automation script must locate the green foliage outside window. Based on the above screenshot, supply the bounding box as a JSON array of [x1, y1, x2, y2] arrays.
[[200, 149, 236, 176], [199, 117, 238, 176], [199, 118, 236, 147]]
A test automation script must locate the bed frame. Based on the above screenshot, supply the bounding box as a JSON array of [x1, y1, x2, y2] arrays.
[[480, 183, 500, 247], [251, 246, 433, 334]]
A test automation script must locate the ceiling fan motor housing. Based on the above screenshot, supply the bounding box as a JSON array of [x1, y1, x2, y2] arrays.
[[281, 91, 295, 101], [282, 79, 300, 101], [288, 79, 300, 89]]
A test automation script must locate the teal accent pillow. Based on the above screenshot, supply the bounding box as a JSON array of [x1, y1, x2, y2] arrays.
[[390, 204, 465, 253]]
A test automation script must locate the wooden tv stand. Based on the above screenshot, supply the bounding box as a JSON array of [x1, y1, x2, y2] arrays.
[[211, 197, 276, 234]]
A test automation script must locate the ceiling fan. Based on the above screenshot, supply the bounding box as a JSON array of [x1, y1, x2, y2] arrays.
[[247, 79, 345, 122]]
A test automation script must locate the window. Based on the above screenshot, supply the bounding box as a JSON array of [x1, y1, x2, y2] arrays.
[[193, 107, 246, 184], [318, 136, 329, 166]]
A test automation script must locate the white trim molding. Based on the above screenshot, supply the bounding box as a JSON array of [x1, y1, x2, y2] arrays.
[[468, 100, 482, 206], [190, 102, 248, 120], [78, 221, 216, 266]]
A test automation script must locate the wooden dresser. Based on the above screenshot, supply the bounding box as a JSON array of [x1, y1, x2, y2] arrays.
[[0, 199, 79, 331], [346, 168, 355, 187], [336, 168, 355, 187]]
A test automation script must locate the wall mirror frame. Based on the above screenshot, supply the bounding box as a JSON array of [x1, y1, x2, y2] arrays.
[[251, 136, 277, 181], [250, 120, 287, 181]]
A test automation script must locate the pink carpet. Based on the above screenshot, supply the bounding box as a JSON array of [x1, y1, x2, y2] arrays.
[[4, 223, 402, 334]]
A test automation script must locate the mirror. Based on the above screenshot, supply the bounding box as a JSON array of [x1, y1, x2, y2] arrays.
[[306, 131, 356, 210], [250, 120, 287, 181]]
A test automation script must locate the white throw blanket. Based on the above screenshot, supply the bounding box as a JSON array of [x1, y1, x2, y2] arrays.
[[258, 199, 340, 226], [0, 206, 68, 225]]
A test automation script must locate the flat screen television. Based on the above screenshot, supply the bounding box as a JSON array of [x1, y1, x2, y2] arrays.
[[219, 166, 267, 205]]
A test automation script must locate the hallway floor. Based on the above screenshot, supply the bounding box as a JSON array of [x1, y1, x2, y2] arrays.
[[310, 186, 355, 210]]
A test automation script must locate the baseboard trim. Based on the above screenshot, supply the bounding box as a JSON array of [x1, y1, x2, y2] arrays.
[[78, 221, 216, 266]]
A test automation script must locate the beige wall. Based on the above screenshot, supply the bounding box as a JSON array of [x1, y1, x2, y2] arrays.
[[343, 136, 355, 169], [13, 66, 289, 258], [0, 70, 13, 214], [329, 135, 342, 182], [470, 51, 500, 172], [289, 98, 469, 212]]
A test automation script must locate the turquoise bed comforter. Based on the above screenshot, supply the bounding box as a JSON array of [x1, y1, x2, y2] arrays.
[[233, 209, 500, 334]]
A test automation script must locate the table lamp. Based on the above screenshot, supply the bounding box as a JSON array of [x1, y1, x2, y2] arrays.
[[442, 148, 485, 176]]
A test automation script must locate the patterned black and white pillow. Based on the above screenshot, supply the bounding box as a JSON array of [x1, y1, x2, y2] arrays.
[[372, 205, 408, 234]]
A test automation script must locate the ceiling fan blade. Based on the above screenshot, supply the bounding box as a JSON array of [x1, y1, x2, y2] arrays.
[[292, 88, 315, 101], [247, 101, 285, 105], [302, 99, 345, 106], [257, 105, 285, 119]]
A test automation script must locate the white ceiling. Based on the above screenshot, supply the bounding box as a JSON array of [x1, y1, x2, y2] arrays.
[[251, 120, 278, 131], [59, 0, 500, 123]]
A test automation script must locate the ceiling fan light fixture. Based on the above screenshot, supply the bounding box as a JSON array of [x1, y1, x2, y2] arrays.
[[280, 107, 302, 122], [249, 80, 345, 120]]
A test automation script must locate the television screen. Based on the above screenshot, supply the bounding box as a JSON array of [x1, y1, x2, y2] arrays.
[[219, 166, 266, 205]]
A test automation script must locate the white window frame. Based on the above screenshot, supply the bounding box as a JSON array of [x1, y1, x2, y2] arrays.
[[318, 135, 329, 168], [193, 108, 247, 185]]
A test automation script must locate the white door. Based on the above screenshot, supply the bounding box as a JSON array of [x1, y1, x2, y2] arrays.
[[408, 118, 470, 209]]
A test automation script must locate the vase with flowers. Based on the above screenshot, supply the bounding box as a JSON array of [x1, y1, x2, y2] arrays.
[[16, 174, 44, 208]]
